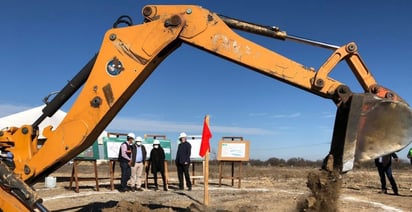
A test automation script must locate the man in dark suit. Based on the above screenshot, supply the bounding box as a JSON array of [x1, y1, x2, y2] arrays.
[[374, 152, 399, 195], [175, 132, 192, 191], [148, 139, 167, 191]]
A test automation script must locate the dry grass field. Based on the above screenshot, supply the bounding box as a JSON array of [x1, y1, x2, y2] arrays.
[[33, 160, 412, 211]]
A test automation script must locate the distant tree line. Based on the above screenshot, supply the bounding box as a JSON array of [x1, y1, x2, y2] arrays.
[[246, 157, 323, 168], [211, 157, 412, 170]]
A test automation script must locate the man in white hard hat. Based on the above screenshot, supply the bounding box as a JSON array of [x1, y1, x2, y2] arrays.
[[117, 132, 135, 192], [130, 136, 147, 192], [175, 132, 192, 191]]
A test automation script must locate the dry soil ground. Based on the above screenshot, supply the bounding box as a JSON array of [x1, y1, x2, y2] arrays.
[[33, 161, 412, 212]]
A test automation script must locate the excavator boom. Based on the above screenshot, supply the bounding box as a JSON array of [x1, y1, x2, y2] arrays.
[[1, 4, 411, 211]]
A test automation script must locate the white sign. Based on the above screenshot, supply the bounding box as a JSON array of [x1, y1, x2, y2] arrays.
[[221, 143, 246, 158], [106, 141, 122, 159], [178, 135, 203, 160], [144, 144, 152, 159]]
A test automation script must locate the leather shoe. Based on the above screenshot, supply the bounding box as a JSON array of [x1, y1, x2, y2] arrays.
[[378, 189, 387, 194]]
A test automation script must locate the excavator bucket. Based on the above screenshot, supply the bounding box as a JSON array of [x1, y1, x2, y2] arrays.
[[329, 93, 412, 172]]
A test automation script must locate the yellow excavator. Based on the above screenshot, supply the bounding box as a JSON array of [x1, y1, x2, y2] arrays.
[[1, 5, 411, 211]]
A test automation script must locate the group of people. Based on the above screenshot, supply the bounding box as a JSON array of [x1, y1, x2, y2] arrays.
[[117, 133, 148, 192], [117, 131, 411, 195], [117, 132, 192, 192]]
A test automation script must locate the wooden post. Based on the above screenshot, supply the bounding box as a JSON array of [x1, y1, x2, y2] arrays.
[[164, 161, 169, 189], [192, 162, 196, 185], [109, 160, 116, 190], [93, 160, 99, 191], [238, 161, 242, 188], [204, 151, 209, 205], [69, 159, 99, 192], [219, 161, 222, 187], [145, 161, 149, 189], [202, 114, 211, 206], [218, 161, 242, 188], [231, 161, 234, 187]]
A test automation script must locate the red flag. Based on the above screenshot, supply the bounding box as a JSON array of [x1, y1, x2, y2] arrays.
[[199, 115, 212, 157]]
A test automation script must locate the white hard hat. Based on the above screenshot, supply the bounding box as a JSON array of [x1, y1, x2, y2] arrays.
[[153, 139, 160, 145], [127, 132, 135, 140], [179, 132, 187, 139], [135, 136, 143, 142]]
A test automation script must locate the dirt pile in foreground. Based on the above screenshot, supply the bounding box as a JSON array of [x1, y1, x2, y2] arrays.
[[102, 169, 343, 212], [35, 164, 412, 212], [297, 169, 342, 212], [101, 199, 251, 212]]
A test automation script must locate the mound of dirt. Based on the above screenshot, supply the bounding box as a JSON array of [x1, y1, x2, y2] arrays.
[[34, 162, 412, 212], [297, 169, 342, 212]]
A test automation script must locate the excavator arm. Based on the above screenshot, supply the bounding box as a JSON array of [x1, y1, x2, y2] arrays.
[[142, 5, 412, 170], [1, 4, 411, 211]]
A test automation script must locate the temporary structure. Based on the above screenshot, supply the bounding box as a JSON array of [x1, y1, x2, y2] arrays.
[[0, 105, 66, 139], [0, 105, 110, 144]]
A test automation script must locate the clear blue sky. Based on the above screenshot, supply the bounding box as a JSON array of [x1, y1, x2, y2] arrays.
[[1, 0, 411, 161]]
